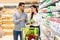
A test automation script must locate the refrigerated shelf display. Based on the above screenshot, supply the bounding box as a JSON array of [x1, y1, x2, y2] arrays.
[[39, 0, 59, 9]]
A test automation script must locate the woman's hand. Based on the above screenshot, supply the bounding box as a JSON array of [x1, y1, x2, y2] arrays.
[[26, 22, 31, 25]]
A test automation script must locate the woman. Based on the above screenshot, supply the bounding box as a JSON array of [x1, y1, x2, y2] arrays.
[[27, 5, 41, 37]]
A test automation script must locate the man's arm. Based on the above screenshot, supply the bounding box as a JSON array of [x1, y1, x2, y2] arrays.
[[25, 14, 28, 23], [13, 13, 20, 24], [13, 13, 26, 24]]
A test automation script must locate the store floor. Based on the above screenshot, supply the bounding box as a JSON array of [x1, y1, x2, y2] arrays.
[[0, 35, 20, 40]]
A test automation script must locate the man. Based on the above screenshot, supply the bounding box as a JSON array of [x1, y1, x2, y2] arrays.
[[13, 2, 27, 40]]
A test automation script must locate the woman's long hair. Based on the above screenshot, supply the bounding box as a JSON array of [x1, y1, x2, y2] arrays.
[[30, 5, 38, 19]]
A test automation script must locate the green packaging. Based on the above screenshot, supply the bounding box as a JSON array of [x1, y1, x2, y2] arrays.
[[46, 0, 50, 3], [47, 13, 52, 16]]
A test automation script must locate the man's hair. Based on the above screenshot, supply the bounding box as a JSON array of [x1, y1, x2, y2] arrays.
[[18, 2, 25, 7]]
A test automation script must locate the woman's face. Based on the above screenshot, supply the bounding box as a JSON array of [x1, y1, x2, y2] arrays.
[[30, 7, 36, 13]]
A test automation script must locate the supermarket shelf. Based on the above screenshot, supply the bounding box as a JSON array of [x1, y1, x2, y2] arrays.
[[40, 9, 51, 13], [40, 7, 60, 13], [43, 24, 60, 37], [51, 7, 60, 12], [39, 0, 59, 9], [48, 7, 60, 12]]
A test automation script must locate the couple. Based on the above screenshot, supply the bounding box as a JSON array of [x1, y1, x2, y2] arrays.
[[13, 2, 41, 40]]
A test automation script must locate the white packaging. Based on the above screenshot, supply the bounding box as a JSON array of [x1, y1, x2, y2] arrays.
[[50, 21, 57, 32], [54, 22, 58, 32], [39, 0, 45, 2], [57, 22, 60, 33], [59, 23, 60, 33]]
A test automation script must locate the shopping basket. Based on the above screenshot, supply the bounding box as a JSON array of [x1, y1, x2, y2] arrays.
[[21, 28, 39, 40]]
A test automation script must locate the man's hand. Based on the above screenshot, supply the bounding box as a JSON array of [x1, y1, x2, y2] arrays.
[[20, 18, 25, 21]]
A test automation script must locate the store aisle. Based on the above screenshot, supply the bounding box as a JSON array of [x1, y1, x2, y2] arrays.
[[0, 24, 60, 40]]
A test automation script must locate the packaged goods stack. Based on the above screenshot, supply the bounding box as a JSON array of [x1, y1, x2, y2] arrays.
[[1, 8, 15, 35]]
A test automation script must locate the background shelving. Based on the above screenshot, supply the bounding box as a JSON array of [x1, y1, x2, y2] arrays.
[[39, 0, 59, 9], [39, 0, 60, 40]]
